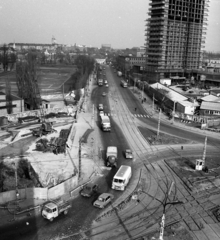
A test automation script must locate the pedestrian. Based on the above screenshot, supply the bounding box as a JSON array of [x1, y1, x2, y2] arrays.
[[135, 107, 137, 112]]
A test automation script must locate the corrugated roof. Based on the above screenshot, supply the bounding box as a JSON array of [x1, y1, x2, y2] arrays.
[[200, 95, 220, 102], [200, 101, 220, 111], [151, 83, 188, 102]]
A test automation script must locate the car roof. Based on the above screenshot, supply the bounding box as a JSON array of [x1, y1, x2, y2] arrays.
[[126, 149, 132, 152], [99, 193, 111, 198]]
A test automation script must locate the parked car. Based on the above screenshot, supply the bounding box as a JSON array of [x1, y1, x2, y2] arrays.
[[102, 92, 107, 97], [125, 149, 133, 159], [104, 80, 108, 84], [80, 183, 98, 198], [105, 84, 109, 87], [98, 104, 104, 110], [93, 193, 114, 208]]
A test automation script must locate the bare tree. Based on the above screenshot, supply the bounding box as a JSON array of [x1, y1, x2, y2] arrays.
[[16, 51, 42, 110]]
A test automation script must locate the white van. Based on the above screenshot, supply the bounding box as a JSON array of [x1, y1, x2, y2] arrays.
[[112, 165, 132, 191]]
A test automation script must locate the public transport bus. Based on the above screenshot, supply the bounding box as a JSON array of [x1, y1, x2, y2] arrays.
[[121, 80, 128, 88]]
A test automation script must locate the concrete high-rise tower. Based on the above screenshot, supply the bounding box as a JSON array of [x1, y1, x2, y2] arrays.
[[145, 0, 209, 82]]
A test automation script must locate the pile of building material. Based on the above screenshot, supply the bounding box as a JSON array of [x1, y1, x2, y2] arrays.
[[35, 128, 71, 154]]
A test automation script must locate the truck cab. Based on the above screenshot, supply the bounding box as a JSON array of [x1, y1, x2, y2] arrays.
[[42, 202, 59, 221], [42, 200, 71, 221]]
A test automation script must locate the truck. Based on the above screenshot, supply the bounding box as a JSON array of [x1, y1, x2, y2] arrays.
[[100, 115, 111, 131], [42, 199, 71, 221], [112, 165, 132, 191], [117, 71, 122, 77], [121, 80, 128, 88], [98, 79, 103, 86], [106, 146, 118, 167]]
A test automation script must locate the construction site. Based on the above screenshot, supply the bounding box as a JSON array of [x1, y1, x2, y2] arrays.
[[0, 53, 95, 200]]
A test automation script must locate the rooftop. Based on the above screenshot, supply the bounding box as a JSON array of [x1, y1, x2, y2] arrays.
[[200, 101, 220, 111], [151, 83, 188, 102]]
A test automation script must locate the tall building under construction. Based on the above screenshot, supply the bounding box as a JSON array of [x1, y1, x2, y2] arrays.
[[145, 0, 209, 82]]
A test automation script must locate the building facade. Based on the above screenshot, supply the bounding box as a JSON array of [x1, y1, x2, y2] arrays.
[[116, 55, 146, 76], [145, 0, 209, 82]]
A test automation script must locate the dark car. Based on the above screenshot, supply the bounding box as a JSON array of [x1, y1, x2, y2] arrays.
[[80, 183, 98, 197], [213, 208, 220, 222]]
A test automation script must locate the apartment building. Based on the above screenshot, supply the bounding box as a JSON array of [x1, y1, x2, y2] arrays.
[[145, 0, 209, 82]]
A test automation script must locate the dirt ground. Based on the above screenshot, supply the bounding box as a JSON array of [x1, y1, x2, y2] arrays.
[[138, 127, 193, 145]]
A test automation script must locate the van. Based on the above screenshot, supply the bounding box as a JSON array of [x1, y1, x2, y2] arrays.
[[112, 165, 132, 191]]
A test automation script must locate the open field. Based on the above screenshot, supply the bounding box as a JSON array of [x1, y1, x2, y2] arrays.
[[0, 65, 76, 96]]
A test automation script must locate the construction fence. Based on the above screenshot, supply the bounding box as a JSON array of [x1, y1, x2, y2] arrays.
[[0, 175, 78, 205]]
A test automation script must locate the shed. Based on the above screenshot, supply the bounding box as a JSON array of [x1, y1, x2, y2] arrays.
[[200, 101, 220, 116]]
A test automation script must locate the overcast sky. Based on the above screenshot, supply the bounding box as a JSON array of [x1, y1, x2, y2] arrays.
[[0, 0, 219, 52]]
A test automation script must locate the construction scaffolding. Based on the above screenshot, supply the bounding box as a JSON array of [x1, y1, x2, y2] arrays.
[[145, 0, 209, 80]]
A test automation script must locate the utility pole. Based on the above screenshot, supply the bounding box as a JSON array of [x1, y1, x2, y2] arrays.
[[133, 78, 136, 91], [78, 137, 84, 179], [172, 101, 176, 124], [157, 109, 161, 137], [92, 104, 94, 129], [141, 83, 144, 102], [202, 136, 207, 165], [152, 94, 155, 114], [12, 162, 19, 203]]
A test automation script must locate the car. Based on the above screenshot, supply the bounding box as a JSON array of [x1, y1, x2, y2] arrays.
[[188, 90, 194, 94], [93, 193, 114, 209], [104, 80, 108, 84], [105, 84, 109, 87], [98, 104, 104, 110], [125, 149, 133, 159], [80, 183, 98, 198], [102, 92, 107, 97]]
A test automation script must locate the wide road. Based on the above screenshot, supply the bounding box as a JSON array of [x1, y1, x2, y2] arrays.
[[0, 67, 139, 240], [1, 65, 219, 240]]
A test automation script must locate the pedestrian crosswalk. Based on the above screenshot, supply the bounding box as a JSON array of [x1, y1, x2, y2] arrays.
[[102, 113, 151, 118]]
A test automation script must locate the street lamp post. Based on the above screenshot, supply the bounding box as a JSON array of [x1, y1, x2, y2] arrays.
[[172, 101, 176, 124]]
